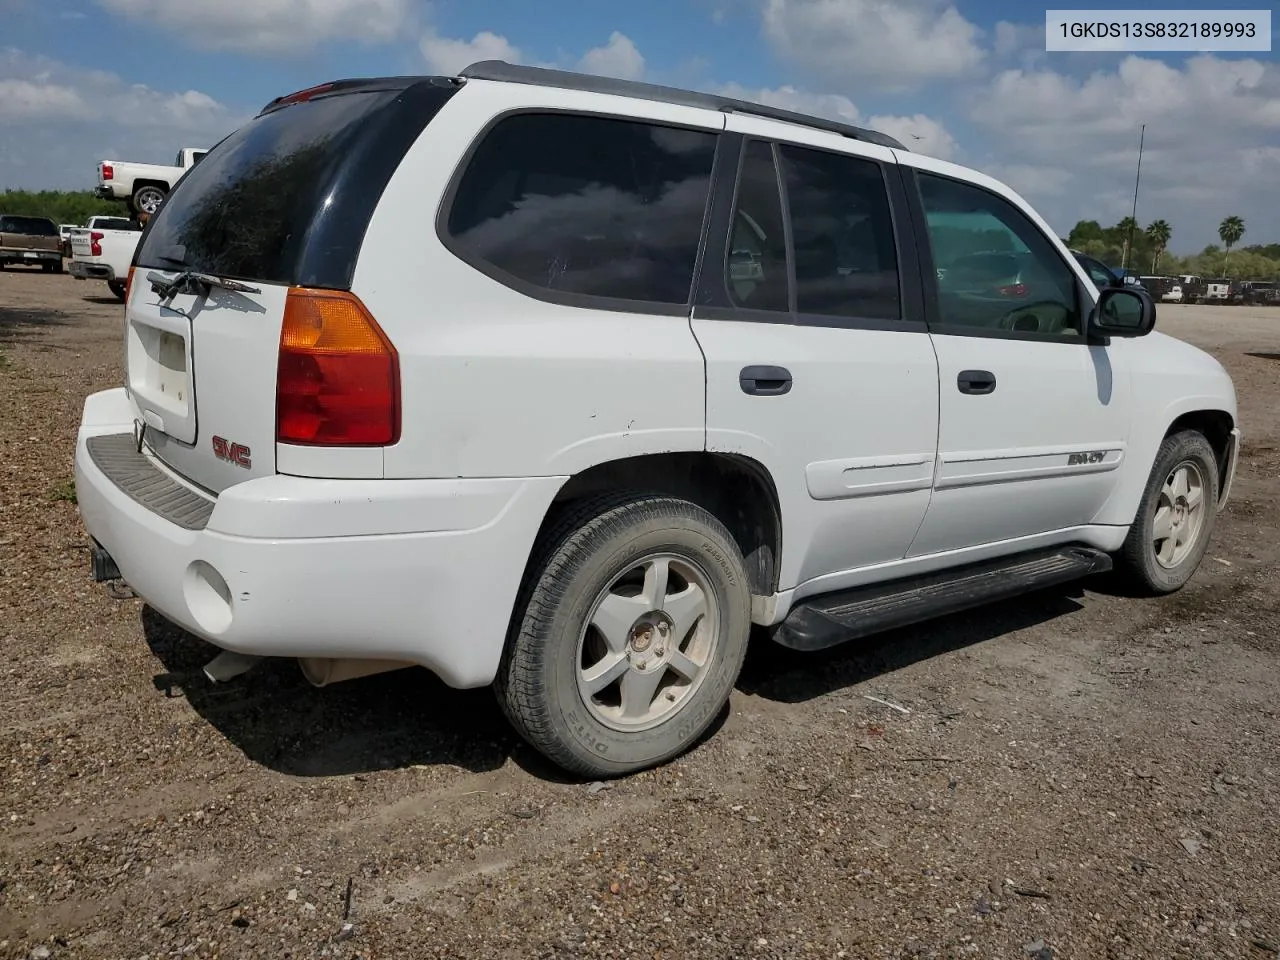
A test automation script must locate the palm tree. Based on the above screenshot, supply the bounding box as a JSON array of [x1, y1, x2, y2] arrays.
[[1219, 216, 1245, 275], [1117, 216, 1139, 270], [1146, 220, 1172, 273]]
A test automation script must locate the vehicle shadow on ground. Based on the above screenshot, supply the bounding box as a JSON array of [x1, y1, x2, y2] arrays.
[[1245, 352, 1280, 363], [140, 606, 540, 780], [738, 583, 1092, 704], [82, 295, 123, 306], [0, 303, 73, 341]]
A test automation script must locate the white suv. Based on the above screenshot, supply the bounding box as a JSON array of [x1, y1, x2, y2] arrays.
[[76, 62, 1241, 777]]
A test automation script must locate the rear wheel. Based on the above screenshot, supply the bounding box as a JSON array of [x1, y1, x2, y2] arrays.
[[496, 494, 752, 777], [1118, 430, 1219, 594], [131, 184, 166, 216]]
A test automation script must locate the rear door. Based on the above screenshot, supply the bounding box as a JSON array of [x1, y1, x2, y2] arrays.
[[692, 120, 940, 594], [127, 80, 459, 493]]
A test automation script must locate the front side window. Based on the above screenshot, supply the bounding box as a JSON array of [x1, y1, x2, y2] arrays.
[[919, 173, 1081, 338], [446, 113, 717, 306], [778, 144, 900, 321]]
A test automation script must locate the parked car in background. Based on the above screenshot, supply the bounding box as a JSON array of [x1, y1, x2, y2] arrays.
[[69, 217, 142, 300], [1241, 281, 1279, 306], [59, 223, 78, 257], [76, 62, 1240, 777], [1203, 279, 1239, 305], [95, 146, 208, 215], [0, 214, 63, 272]]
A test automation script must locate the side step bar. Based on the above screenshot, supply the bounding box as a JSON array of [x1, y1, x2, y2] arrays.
[[773, 544, 1113, 652]]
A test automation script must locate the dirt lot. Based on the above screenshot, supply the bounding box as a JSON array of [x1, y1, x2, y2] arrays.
[[2, 267, 1279, 960]]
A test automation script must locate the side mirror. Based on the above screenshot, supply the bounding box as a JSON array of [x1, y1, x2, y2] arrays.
[[1091, 286, 1156, 338]]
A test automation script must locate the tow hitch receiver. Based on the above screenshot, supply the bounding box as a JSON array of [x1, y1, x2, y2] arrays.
[[91, 542, 121, 582]]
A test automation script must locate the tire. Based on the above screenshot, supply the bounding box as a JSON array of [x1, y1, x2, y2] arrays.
[[107, 280, 126, 302], [1118, 430, 1219, 594], [496, 494, 752, 778], [131, 184, 167, 216]]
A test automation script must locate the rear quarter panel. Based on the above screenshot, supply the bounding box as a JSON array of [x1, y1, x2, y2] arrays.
[[351, 80, 725, 481]]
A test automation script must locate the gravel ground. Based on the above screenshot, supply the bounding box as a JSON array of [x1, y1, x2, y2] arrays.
[[2, 268, 1279, 960]]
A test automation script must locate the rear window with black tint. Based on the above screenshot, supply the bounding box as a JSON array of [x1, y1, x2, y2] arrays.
[[137, 82, 458, 287], [445, 113, 717, 307], [95, 218, 140, 232], [0, 216, 58, 236]]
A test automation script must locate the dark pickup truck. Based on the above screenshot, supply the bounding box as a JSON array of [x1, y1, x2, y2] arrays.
[[0, 215, 64, 272]]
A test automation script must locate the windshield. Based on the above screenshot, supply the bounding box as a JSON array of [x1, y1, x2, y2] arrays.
[[0, 216, 58, 236]]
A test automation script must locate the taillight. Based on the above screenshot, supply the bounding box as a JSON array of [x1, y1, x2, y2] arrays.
[[102, 163, 113, 181], [996, 282, 1028, 298], [276, 288, 399, 446], [125, 266, 135, 301], [90, 231, 103, 256], [270, 82, 335, 108]]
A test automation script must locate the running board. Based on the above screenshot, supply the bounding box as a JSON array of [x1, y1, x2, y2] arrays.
[[773, 545, 1113, 652]]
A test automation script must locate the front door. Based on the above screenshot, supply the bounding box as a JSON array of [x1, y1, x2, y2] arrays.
[[904, 167, 1131, 557], [692, 123, 940, 595]]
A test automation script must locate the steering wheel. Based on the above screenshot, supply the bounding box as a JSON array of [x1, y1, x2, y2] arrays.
[[997, 299, 1071, 334]]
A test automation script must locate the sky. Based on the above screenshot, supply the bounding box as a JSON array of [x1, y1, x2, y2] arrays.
[[1, 0, 1276, 253]]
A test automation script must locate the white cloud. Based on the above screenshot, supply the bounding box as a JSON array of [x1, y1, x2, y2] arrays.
[[420, 29, 522, 75], [966, 54, 1280, 248], [577, 31, 646, 81], [0, 50, 244, 191], [714, 82, 859, 122], [866, 113, 955, 159], [93, 0, 411, 52], [762, 0, 984, 90]]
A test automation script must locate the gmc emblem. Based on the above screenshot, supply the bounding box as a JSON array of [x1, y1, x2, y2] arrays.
[[212, 436, 252, 469]]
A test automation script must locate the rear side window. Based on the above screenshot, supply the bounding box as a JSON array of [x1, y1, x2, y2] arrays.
[[137, 83, 457, 286], [445, 113, 717, 307], [1, 216, 57, 236], [778, 144, 900, 321]]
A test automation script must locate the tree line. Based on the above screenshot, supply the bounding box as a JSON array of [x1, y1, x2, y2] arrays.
[[0, 189, 124, 225], [1068, 215, 1274, 280]]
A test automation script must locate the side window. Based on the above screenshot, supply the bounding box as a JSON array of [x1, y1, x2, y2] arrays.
[[726, 140, 790, 313], [919, 173, 1081, 338], [778, 144, 900, 321], [445, 113, 717, 306]]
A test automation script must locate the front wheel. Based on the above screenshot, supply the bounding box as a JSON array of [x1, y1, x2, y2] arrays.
[[496, 495, 752, 777], [1117, 430, 1219, 594]]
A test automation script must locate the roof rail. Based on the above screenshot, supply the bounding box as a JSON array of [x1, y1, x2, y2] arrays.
[[458, 60, 908, 152]]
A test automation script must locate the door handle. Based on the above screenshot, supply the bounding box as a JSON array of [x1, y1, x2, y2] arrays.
[[740, 365, 793, 396], [957, 369, 997, 395]]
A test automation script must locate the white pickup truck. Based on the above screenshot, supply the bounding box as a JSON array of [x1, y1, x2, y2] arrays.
[[95, 147, 208, 215], [68, 215, 142, 301]]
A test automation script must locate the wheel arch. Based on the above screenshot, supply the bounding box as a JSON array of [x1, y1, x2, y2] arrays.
[[1165, 408, 1234, 501], [530, 452, 783, 600]]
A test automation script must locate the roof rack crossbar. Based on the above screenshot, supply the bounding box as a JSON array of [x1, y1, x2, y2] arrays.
[[458, 60, 907, 151]]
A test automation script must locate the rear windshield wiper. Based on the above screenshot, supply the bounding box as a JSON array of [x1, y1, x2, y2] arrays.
[[146, 269, 261, 299]]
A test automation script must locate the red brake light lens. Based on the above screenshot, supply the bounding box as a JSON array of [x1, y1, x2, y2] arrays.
[[125, 265, 135, 302], [90, 231, 103, 257], [276, 288, 399, 446], [102, 163, 113, 181], [272, 83, 335, 108]]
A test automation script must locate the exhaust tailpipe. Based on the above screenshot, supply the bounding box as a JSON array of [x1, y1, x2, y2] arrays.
[[297, 658, 414, 688], [203, 651, 263, 683]]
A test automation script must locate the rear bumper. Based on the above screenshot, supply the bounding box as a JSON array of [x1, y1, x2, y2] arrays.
[[0, 248, 60, 264], [69, 260, 117, 281], [75, 388, 565, 688]]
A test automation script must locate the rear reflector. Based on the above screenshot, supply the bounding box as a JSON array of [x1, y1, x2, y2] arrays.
[[276, 288, 400, 447], [125, 265, 135, 301]]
